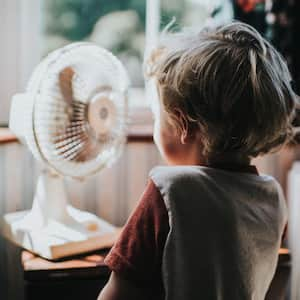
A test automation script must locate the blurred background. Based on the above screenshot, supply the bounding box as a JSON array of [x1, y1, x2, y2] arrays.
[[0, 1, 300, 299], [1, 0, 300, 122]]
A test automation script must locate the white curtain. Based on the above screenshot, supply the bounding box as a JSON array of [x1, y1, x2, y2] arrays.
[[0, 0, 41, 124]]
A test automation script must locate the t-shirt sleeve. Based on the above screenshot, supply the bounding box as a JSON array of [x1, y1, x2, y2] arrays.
[[104, 179, 169, 286]]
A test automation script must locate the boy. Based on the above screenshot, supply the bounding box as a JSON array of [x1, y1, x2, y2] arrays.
[[98, 22, 296, 300]]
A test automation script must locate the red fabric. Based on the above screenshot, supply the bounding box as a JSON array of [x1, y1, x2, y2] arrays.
[[104, 179, 169, 299], [104, 165, 259, 298], [236, 0, 264, 12]]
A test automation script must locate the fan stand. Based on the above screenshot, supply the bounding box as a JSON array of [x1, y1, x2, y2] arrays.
[[2, 170, 119, 260]]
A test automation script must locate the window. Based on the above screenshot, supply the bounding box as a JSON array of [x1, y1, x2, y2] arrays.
[[42, 0, 232, 92], [42, 0, 147, 88], [160, 0, 232, 29], [0, 0, 232, 125]]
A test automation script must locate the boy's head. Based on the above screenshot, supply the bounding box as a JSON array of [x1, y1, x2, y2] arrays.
[[147, 22, 297, 165]]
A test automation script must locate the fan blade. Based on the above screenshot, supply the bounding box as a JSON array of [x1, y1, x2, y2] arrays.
[[59, 67, 75, 105]]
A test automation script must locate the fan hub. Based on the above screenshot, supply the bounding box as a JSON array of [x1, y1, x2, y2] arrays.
[[99, 106, 109, 120], [88, 92, 117, 139]]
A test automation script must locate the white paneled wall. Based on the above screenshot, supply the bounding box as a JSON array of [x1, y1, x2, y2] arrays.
[[0, 141, 163, 300], [0, 142, 163, 225]]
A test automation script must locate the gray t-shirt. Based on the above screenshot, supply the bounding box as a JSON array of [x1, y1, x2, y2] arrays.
[[150, 166, 287, 300]]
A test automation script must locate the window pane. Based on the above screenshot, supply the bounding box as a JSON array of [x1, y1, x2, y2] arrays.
[[160, 0, 233, 30], [42, 0, 146, 87]]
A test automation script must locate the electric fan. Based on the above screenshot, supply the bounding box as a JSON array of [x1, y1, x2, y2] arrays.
[[3, 42, 130, 259]]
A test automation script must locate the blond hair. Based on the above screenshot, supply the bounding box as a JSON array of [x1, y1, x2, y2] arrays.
[[146, 22, 297, 159]]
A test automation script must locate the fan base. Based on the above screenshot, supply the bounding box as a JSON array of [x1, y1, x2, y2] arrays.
[[2, 205, 121, 260]]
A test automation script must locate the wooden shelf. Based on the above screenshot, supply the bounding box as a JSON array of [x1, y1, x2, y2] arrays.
[[0, 128, 18, 144], [0, 126, 153, 145], [0, 106, 154, 144]]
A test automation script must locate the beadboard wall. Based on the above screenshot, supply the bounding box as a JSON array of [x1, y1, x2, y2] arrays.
[[0, 141, 163, 300], [0, 141, 164, 225]]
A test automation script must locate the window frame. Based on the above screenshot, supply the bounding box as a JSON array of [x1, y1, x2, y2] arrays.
[[0, 0, 159, 140]]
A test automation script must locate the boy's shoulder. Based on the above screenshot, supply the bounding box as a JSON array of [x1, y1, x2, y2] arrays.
[[149, 165, 281, 200], [150, 165, 203, 179], [150, 165, 287, 226], [149, 165, 207, 190], [149, 164, 272, 186]]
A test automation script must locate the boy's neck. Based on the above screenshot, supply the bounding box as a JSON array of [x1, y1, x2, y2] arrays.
[[206, 153, 251, 167], [204, 154, 257, 175]]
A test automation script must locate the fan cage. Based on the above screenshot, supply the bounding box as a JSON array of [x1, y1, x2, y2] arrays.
[[25, 42, 130, 178]]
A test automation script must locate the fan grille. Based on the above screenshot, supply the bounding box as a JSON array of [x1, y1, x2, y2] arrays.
[[29, 43, 129, 178]]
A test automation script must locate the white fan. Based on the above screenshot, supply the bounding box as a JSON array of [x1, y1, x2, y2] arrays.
[[3, 42, 130, 259]]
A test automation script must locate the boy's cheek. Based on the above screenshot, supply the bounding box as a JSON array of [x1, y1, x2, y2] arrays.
[[152, 119, 167, 159], [155, 126, 183, 164], [153, 120, 163, 152]]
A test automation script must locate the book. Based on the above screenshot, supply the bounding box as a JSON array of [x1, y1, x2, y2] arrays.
[[2, 207, 122, 260], [22, 249, 111, 281]]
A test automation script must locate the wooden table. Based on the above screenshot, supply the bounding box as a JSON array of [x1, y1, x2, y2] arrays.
[[265, 248, 290, 300], [21, 248, 291, 300], [22, 249, 111, 300]]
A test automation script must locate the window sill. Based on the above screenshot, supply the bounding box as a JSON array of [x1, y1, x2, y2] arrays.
[[128, 106, 153, 142], [0, 108, 153, 145], [0, 128, 153, 145], [0, 128, 18, 144], [1, 88, 154, 144]]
